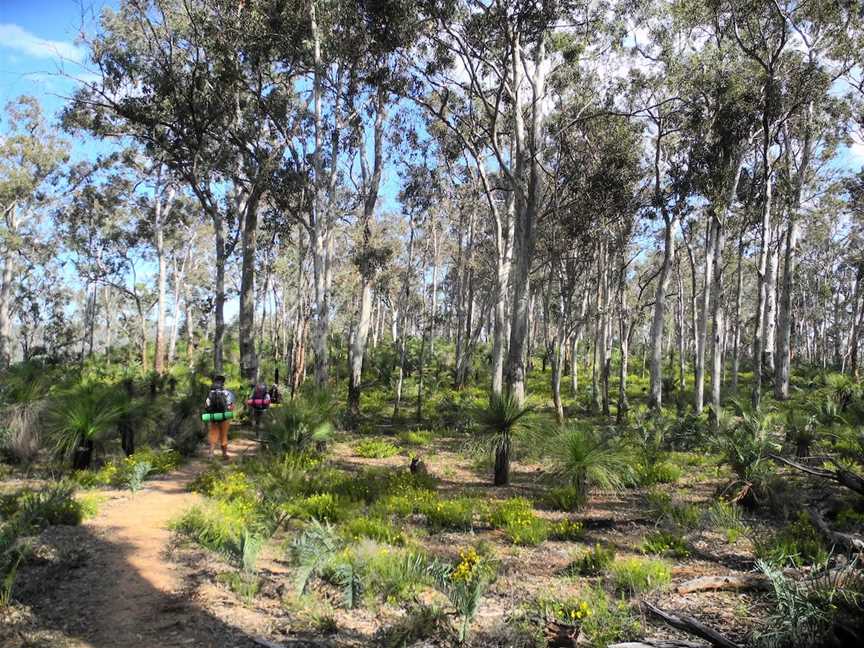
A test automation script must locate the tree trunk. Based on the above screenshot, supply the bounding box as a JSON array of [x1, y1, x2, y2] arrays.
[[731, 233, 744, 393], [695, 218, 715, 414], [775, 218, 799, 398], [762, 228, 780, 379], [752, 172, 773, 408], [0, 251, 13, 370], [648, 213, 679, 410], [850, 265, 864, 380], [213, 215, 226, 374], [239, 192, 261, 382], [709, 215, 725, 417]]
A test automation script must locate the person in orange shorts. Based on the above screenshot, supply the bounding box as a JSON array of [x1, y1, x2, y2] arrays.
[[204, 375, 235, 460]]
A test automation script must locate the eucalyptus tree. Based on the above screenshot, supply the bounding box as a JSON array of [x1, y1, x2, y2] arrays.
[[66, 0, 289, 376], [0, 96, 68, 368]]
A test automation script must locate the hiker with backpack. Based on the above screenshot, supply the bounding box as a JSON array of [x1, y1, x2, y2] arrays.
[[204, 375, 235, 459], [246, 382, 271, 434]]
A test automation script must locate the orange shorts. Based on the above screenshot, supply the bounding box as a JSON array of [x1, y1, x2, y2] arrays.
[[208, 419, 230, 447]]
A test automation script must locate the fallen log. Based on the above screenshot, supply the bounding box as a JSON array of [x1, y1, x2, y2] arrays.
[[770, 454, 864, 497], [675, 574, 771, 594], [808, 508, 864, 553], [642, 601, 742, 648]]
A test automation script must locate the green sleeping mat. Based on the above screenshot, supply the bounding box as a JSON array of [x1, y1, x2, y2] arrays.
[[201, 411, 235, 422]]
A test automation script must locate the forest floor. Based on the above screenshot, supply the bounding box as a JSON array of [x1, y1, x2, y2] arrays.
[[2, 437, 273, 648], [2, 419, 826, 648]]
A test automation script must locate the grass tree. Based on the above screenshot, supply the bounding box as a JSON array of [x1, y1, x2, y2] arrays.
[[476, 392, 532, 486]]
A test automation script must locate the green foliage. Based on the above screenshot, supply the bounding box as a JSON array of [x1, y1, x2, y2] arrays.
[[474, 391, 533, 484], [421, 497, 478, 532], [376, 603, 452, 648], [755, 512, 828, 568], [563, 543, 616, 576], [289, 519, 344, 596], [704, 500, 746, 543], [547, 518, 583, 541], [397, 429, 433, 447], [172, 499, 259, 567], [339, 515, 407, 546], [126, 460, 152, 493], [436, 546, 498, 644], [46, 383, 129, 462], [644, 490, 702, 530], [216, 570, 261, 604], [489, 498, 545, 545], [638, 461, 682, 485], [542, 485, 583, 512], [836, 507, 864, 531], [263, 389, 336, 454], [641, 530, 690, 558], [543, 424, 634, 506], [716, 401, 780, 505], [285, 493, 350, 523], [73, 447, 181, 489], [354, 438, 399, 459], [752, 559, 864, 648], [528, 587, 641, 648], [610, 557, 672, 594]]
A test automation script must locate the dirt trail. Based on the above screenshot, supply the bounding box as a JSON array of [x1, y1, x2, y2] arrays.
[[13, 438, 265, 648]]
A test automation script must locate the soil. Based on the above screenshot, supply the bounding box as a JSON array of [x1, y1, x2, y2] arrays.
[[3, 437, 269, 648]]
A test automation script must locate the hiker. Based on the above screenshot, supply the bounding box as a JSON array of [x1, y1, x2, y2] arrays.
[[246, 381, 271, 434], [204, 375, 235, 459]]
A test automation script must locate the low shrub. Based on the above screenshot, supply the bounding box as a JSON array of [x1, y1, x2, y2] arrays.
[[542, 485, 584, 512], [610, 557, 672, 594], [172, 499, 258, 566], [528, 587, 641, 648], [548, 518, 583, 542], [353, 438, 399, 459], [645, 490, 702, 530], [704, 500, 746, 543], [754, 512, 828, 567], [641, 530, 690, 558], [438, 546, 498, 644], [285, 493, 350, 523], [638, 461, 682, 485], [217, 570, 261, 604], [421, 497, 478, 532], [563, 543, 615, 576], [339, 516, 406, 546], [376, 603, 452, 648], [489, 498, 547, 545], [835, 507, 864, 531], [398, 429, 434, 447]]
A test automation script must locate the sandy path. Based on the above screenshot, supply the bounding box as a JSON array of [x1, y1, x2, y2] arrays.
[[12, 438, 265, 648]]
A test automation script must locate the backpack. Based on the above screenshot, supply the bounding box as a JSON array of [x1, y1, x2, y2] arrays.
[[207, 388, 228, 414], [253, 383, 268, 399]]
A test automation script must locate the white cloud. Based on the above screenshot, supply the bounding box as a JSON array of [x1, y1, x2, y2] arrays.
[[0, 23, 84, 63]]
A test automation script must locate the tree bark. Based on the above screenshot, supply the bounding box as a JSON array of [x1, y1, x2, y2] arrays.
[[648, 212, 679, 410], [239, 191, 261, 381]]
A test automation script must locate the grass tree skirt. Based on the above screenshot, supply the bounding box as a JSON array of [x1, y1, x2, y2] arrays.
[[200, 411, 235, 422]]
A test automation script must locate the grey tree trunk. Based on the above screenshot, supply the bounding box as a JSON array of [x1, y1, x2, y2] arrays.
[[752, 171, 773, 408], [239, 192, 261, 381], [648, 212, 679, 410], [694, 218, 715, 414]]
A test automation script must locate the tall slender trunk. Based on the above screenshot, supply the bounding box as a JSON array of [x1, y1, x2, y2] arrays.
[[752, 171, 773, 408], [648, 212, 679, 410], [309, 0, 330, 387], [709, 215, 725, 417], [0, 252, 13, 370], [694, 217, 715, 414], [393, 224, 415, 418], [213, 215, 226, 374], [850, 265, 864, 381], [763, 228, 780, 379], [731, 233, 744, 393], [505, 34, 547, 406], [239, 192, 260, 381], [347, 94, 386, 418], [675, 256, 686, 408]]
